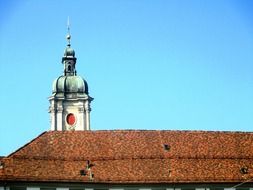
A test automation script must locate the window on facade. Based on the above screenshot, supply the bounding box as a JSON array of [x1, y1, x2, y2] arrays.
[[40, 188, 56, 190], [215, 188, 250, 190], [124, 188, 138, 190], [152, 188, 166, 190], [10, 187, 26, 190]]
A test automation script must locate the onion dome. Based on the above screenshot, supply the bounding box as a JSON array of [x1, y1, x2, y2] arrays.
[[52, 75, 88, 94], [52, 28, 89, 95], [64, 46, 75, 57]]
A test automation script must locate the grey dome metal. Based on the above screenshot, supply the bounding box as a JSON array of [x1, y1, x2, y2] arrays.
[[64, 46, 75, 57], [53, 75, 88, 94]]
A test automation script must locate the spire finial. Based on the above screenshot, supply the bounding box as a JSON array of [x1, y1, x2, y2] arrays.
[[66, 16, 71, 46]]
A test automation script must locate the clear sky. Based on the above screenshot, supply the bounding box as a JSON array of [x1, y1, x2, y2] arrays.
[[0, 0, 253, 156]]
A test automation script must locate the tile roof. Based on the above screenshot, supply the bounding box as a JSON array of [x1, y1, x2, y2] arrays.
[[0, 130, 253, 184]]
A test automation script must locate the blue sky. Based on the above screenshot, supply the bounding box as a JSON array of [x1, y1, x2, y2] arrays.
[[0, 0, 253, 156]]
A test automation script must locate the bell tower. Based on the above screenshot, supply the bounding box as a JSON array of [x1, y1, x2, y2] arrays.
[[48, 23, 93, 131]]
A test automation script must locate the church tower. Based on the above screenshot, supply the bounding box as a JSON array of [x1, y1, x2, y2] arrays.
[[49, 27, 93, 131]]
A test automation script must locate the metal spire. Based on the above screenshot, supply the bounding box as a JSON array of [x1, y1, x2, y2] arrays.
[[66, 16, 71, 46]]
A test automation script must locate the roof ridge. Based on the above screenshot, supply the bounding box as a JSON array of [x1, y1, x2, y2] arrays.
[[47, 129, 253, 134]]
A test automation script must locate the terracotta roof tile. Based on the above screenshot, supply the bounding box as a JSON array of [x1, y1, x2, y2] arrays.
[[1, 130, 253, 183]]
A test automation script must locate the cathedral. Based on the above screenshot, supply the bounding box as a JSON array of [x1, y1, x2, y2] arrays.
[[0, 29, 253, 190]]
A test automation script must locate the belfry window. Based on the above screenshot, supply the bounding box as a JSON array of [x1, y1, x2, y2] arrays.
[[68, 65, 71, 71]]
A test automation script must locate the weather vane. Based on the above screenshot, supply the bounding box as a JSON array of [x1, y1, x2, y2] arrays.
[[66, 16, 71, 46]]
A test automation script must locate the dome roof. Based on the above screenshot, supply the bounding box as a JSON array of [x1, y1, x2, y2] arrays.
[[64, 46, 75, 57], [53, 75, 88, 94]]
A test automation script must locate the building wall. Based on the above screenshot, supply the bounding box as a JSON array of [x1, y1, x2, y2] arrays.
[[1, 185, 253, 190]]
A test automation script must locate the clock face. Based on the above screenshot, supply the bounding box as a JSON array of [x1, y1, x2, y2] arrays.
[[66, 113, 76, 125]]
